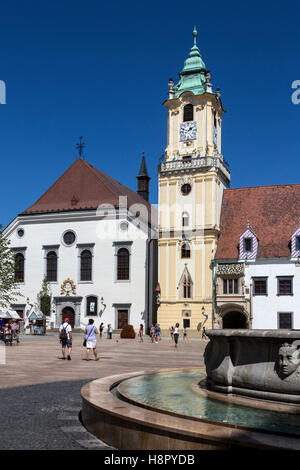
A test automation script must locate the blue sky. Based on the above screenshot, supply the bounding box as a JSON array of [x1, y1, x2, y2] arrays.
[[0, 0, 300, 227]]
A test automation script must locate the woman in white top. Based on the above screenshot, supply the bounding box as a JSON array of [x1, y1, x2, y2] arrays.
[[174, 323, 180, 348], [84, 319, 99, 361]]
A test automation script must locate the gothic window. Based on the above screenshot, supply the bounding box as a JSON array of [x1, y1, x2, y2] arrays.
[[86, 296, 97, 316], [179, 268, 193, 299], [46, 251, 57, 282], [14, 253, 24, 282], [181, 242, 191, 259], [80, 250, 92, 281], [117, 248, 129, 280], [183, 104, 193, 122]]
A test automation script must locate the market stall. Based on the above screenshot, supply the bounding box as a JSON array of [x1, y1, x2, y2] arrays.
[[27, 311, 46, 335]]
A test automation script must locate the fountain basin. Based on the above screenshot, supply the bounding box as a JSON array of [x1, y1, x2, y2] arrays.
[[81, 368, 300, 450], [205, 330, 300, 403]]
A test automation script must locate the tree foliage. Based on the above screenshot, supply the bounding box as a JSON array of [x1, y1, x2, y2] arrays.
[[37, 276, 51, 316], [0, 225, 21, 308]]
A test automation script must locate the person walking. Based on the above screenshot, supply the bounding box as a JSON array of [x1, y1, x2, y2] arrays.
[[154, 323, 160, 343], [99, 323, 104, 339], [174, 323, 180, 348], [4, 323, 12, 346], [59, 318, 72, 360], [138, 324, 144, 342], [84, 319, 99, 361], [169, 326, 174, 342], [150, 324, 155, 343], [11, 321, 20, 344], [202, 326, 208, 340], [183, 327, 187, 341], [107, 323, 112, 340]]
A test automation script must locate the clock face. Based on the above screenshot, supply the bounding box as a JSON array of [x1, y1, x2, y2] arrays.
[[180, 121, 197, 141]]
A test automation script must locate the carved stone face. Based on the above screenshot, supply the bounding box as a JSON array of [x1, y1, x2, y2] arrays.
[[278, 344, 300, 377]]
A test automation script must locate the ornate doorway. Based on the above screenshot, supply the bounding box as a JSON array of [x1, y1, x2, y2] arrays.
[[62, 307, 75, 328], [117, 310, 128, 329], [222, 311, 247, 329]]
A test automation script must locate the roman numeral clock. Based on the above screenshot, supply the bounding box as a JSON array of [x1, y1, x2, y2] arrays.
[[179, 121, 197, 142]]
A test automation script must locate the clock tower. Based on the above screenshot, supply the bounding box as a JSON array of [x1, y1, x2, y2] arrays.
[[157, 28, 230, 335]]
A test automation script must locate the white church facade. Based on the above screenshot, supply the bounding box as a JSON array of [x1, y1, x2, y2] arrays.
[[3, 156, 158, 332]]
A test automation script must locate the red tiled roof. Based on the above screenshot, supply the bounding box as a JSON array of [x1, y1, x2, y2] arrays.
[[215, 184, 300, 260], [22, 158, 153, 218]]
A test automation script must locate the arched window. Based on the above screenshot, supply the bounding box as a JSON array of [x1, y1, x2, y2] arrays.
[[14, 253, 24, 282], [117, 248, 129, 280], [183, 104, 193, 122], [181, 242, 191, 259], [80, 250, 92, 281], [179, 268, 193, 299], [182, 212, 189, 227], [46, 251, 57, 282]]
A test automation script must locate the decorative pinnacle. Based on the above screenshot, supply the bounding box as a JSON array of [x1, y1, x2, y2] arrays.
[[76, 136, 85, 158], [193, 26, 197, 46]]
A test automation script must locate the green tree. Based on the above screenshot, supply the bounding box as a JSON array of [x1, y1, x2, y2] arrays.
[[0, 225, 21, 308], [37, 276, 51, 316]]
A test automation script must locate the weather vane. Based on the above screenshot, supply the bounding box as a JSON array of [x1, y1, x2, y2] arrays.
[[76, 136, 85, 158]]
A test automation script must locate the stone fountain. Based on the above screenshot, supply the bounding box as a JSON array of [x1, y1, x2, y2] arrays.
[[204, 329, 300, 404], [81, 329, 300, 450]]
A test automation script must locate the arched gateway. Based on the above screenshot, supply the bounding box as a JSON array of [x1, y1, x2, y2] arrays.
[[222, 311, 247, 329], [62, 307, 75, 328]]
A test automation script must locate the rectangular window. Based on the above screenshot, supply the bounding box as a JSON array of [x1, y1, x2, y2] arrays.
[[183, 318, 190, 329], [223, 279, 239, 294], [86, 296, 97, 316], [297, 236, 300, 251], [182, 155, 192, 162], [277, 277, 293, 295], [278, 312, 293, 329], [244, 238, 252, 252], [253, 278, 267, 295]]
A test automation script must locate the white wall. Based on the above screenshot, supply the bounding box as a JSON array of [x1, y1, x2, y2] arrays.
[[4, 210, 154, 331], [245, 260, 300, 329]]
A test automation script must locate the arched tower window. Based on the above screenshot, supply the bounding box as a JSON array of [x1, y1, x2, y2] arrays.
[[14, 253, 24, 282], [181, 242, 191, 259], [182, 212, 189, 227], [46, 251, 57, 282], [80, 250, 92, 281], [183, 104, 194, 122], [117, 248, 129, 280]]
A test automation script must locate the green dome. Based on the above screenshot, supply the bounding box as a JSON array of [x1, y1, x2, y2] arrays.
[[173, 27, 207, 99]]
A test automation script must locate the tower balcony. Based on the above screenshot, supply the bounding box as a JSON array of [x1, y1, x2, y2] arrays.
[[159, 155, 230, 184]]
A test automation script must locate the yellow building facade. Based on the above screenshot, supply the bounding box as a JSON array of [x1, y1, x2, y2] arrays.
[[157, 29, 230, 335]]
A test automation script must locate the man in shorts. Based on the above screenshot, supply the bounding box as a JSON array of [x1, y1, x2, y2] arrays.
[[59, 318, 72, 360]]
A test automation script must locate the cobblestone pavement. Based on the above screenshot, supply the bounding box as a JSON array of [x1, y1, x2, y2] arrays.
[[0, 334, 207, 450]]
